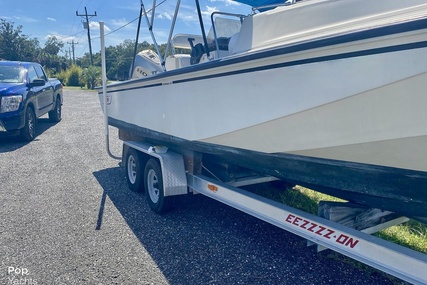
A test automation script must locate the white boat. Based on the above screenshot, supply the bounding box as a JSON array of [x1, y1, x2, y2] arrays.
[[99, 0, 427, 221]]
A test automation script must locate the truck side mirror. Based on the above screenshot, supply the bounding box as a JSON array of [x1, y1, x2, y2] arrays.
[[30, 79, 45, 87]]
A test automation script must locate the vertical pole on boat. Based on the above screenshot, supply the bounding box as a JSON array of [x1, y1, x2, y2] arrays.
[[131, 4, 144, 80], [150, 0, 157, 26], [164, 0, 182, 62], [140, 0, 166, 71], [100, 21, 121, 160], [194, 0, 210, 58]]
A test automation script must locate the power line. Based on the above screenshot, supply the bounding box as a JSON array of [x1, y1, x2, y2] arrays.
[[90, 15, 140, 41], [91, 0, 166, 41], [95, 0, 110, 13], [74, 0, 166, 59]]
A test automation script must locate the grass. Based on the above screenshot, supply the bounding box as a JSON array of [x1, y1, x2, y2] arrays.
[[247, 182, 427, 254], [245, 183, 426, 284], [63, 85, 96, 91], [375, 220, 427, 253]]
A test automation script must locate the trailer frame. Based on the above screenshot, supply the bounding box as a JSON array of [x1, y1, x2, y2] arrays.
[[122, 140, 427, 284]]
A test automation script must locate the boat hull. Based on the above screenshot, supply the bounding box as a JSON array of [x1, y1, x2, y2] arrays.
[[99, 0, 427, 219], [110, 118, 427, 221], [102, 27, 427, 171]]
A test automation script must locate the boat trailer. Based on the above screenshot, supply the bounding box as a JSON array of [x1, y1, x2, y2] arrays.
[[122, 140, 427, 285], [98, 21, 427, 283]]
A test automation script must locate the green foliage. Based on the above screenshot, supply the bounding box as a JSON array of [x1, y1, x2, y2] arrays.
[[375, 220, 427, 254], [65, 65, 83, 87], [0, 19, 70, 74], [0, 19, 36, 61], [55, 69, 68, 85], [249, 183, 427, 254], [56, 65, 101, 88], [76, 40, 182, 81], [43, 36, 64, 56], [0, 18, 190, 82], [81, 66, 102, 89]]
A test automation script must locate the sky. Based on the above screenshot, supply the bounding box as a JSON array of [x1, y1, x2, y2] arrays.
[[0, 0, 252, 59]]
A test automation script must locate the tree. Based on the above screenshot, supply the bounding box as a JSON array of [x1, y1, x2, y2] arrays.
[[44, 36, 64, 56], [0, 19, 70, 73], [75, 40, 184, 82], [0, 19, 40, 61], [39, 36, 66, 73], [0, 19, 191, 80]]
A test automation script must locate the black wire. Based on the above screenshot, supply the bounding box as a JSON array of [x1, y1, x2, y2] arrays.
[[91, 0, 166, 40]]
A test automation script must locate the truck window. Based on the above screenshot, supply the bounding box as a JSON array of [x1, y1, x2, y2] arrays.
[[34, 65, 47, 81], [27, 66, 38, 83], [0, 66, 24, 83]]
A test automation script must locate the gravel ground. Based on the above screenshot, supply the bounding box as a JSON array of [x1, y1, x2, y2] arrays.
[[0, 88, 407, 285]]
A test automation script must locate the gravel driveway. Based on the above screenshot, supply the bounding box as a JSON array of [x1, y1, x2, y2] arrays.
[[0, 88, 405, 285]]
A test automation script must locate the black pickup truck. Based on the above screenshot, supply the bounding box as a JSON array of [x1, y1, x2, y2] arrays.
[[0, 61, 63, 141]]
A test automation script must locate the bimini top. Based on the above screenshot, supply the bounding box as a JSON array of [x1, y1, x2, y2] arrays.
[[234, 0, 299, 9]]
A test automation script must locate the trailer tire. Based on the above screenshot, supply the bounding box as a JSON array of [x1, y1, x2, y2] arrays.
[[144, 158, 171, 213], [125, 148, 144, 192]]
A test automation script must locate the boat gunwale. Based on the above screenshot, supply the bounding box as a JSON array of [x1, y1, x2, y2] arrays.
[[98, 17, 427, 93]]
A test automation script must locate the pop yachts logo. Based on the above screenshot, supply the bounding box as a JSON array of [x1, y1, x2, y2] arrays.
[[6, 267, 37, 285]]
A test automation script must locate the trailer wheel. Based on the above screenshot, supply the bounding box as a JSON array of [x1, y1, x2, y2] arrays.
[[125, 148, 144, 192], [144, 158, 171, 213]]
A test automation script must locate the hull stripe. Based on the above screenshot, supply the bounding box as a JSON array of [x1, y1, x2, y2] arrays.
[[101, 18, 427, 93]]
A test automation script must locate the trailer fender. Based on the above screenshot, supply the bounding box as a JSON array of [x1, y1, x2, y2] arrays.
[[123, 141, 188, 197]]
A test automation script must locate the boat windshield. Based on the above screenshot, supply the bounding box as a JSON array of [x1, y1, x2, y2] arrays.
[[207, 13, 244, 51], [208, 14, 243, 40], [170, 13, 244, 50], [0, 66, 24, 83], [131, 0, 249, 75]]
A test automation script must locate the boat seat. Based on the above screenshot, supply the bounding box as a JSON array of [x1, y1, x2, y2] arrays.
[[228, 33, 240, 55], [207, 37, 231, 51], [189, 37, 232, 64], [165, 54, 191, 70], [190, 43, 205, 65]]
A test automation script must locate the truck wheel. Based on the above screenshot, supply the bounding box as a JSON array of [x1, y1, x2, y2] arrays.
[[144, 158, 172, 213], [20, 107, 37, 141], [125, 148, 144, 192], [49, 97, 62, 122]]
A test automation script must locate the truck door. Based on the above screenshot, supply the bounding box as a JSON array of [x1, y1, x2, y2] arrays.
[[26, 66, 42, 116], [32, 65, 54, 115]]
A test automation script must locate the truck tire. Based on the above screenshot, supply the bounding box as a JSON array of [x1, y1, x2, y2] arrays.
[[144, 158, 172, 213], [20, 107, 37, 141], [49, 97, 62, 122], [125, 148, 144, 192]]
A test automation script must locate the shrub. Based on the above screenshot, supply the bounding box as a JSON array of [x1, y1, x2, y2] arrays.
[[66, 65, 82, 87], [55, 69, 67, 85], [81, 66, 102, 89]]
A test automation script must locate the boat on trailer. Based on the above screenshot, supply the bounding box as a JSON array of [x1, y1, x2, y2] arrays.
[[99, 0, 427, 222]]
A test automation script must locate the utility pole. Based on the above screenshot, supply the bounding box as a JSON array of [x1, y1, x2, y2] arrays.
[[67, 40, 78, 65], [76, 7, 97, 65]]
